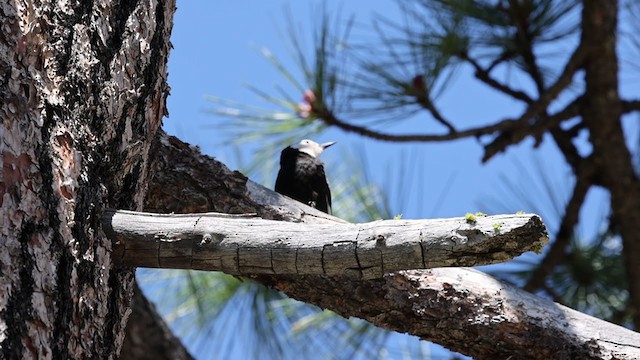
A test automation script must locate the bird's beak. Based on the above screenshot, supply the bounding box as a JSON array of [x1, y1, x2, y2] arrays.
[[321, 141, 336, 149]]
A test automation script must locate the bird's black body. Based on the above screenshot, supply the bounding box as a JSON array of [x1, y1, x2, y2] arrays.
[[275, 146, 332, 214]]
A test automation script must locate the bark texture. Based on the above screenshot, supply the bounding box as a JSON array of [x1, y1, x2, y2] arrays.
[[105, 210, 548, 279], [136, 132, 640, 359], [259, 269, 640, 360], [0, 0, 173, 358]]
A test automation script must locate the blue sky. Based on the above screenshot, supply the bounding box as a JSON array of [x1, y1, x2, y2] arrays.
[[165, 1, 566, 217], [144, 1, 639, 359]]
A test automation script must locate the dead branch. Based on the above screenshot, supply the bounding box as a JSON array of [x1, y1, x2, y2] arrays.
[[104, 210, 547, 280]]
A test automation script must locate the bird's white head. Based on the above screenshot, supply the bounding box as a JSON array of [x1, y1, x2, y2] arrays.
[[293, 139, 336, 158]]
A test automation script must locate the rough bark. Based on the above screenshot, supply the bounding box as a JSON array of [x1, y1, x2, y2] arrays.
[[259, 269, 640, 360], [0, 0, 173, 358], [581, 0, 640, 328], [136, 132, 640, 359], [104, 210, 548, 279]]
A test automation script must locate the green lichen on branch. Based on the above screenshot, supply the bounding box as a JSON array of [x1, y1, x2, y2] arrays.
[[465, 213, 477, 223]]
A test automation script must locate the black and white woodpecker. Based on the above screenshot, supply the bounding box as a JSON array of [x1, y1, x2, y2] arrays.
[[275, 139, 335, 214]]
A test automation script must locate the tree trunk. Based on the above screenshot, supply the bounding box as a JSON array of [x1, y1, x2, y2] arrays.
[[581, 0, 640, 328], [0, 0, 174, 358]]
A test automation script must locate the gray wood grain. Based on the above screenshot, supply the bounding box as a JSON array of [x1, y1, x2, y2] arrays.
[[104, 210, 548, 279]]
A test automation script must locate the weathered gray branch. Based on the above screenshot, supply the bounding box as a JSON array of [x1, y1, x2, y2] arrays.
[[104, 210, 547, 279]]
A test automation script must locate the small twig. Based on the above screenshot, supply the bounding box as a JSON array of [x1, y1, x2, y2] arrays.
[[487, 51, 514, 72], [464, 55, 533, 103], [501, 11, 589, 175], [480, 42, 587, 162], [550, 128, 583, 173], [512, 44, 586, 124], [317, 109, 513, 142], [507, 0, 546, 94], [413, 92, 457, 133], [482, 96, 583, 162], [564, 121, 586, 138], [555, 117, 587, 174], [622, 99, 640, 113]]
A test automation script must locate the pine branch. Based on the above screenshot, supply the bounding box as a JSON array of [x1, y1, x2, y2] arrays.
[[483, 96, 583, 162], [486, 5, 587, 171], [481, 45, 587, 161], [414, 94, 457, 133], [316, 109, 511, 142], [312, 45, 584, 155], [622, 99, 640, 113], [463, 54, 533, 103], [524, 162, 595, 292], [549, 127, 584, 173]]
